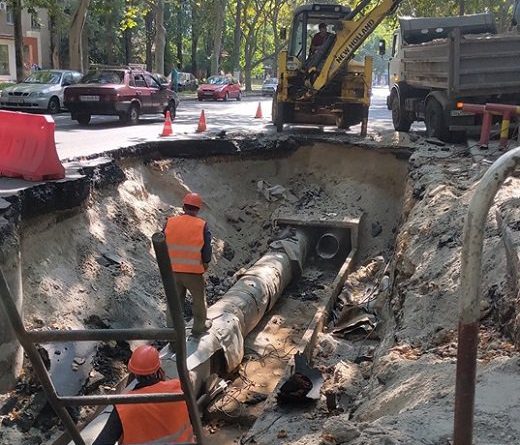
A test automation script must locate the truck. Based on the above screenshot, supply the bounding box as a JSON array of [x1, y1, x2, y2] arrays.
[[387, 13, 520, 141]]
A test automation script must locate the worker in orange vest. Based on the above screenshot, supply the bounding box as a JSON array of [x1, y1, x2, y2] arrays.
[[164, 192, 212, 336], [92, 345, 194, 445]]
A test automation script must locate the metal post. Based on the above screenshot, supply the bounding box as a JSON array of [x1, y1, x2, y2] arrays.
[[499, 111, 511, 149], [152, 232, 205, 445], [453, 146, 520, 445], [0, 270, 86, 445], [479, 112, 492, 148]]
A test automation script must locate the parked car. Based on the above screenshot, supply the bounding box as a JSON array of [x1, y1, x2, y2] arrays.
[[0, 70, 82, 114], [178, 72, 198, 91], [154, 73, 170, 88], [197, 76, 241, 101], [261, 77, 278, 96], [64, 67, 179, 125]]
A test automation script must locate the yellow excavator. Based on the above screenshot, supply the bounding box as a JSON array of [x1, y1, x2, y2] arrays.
[[273, 0, 402, 132]]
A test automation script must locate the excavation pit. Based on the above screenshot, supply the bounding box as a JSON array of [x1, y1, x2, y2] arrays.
[[0, 141, 410, 445]]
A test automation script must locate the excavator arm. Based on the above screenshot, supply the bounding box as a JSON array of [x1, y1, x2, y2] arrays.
[[309, 0, 402, 91]]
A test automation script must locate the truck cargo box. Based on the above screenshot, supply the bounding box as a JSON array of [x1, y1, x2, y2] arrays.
[[401, 30, 520, 98]]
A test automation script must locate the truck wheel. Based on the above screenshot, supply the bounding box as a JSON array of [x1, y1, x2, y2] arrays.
[[425, 99, 450, 141], [391, 93, 412, 132], [425, 98, 466, 143]]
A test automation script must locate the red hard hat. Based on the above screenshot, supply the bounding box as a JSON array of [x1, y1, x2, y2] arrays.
[[128, 345, 161, 376], [183, 192, 203, 209]]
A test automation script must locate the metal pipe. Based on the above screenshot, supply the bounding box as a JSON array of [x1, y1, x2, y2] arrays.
[[453, 146, 520, 445], [0, 219, 23, 392], [26, 328, 177, 343], [0, 269, 86, 445], [58, 393, 185, 406], [479, 111, 492, 148], [316, 232, 341, 259], [152, 232, 205, 445]]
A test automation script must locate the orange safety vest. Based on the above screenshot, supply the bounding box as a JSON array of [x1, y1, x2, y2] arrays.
[[164, 214, 206, 274], [116, 379, 194, 445]]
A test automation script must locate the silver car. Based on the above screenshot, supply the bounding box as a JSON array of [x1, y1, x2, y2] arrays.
[[0, 70, 82, 114], [261, 77, 278, 96]]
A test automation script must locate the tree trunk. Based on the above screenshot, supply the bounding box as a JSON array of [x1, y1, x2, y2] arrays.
[[145, 11, 154, 71], [49, 10, 61, 69], [244, 53, 252, 91], [69, 0, 90, 71], [210, 0, 226, 75], [82, 18, 89, 72], [154, 0, 166, 74], [190, 0, 199, 74], [13, 0, 24, 81], [231, 0, 242, 73], [124, 28, 132, 64], [176, 4, 183, 68], [458, 0, 465, 15], [104, 10, 115, 64]]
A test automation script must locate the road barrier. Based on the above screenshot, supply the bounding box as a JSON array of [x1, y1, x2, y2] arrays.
[[0, 110, 65, 182], [458, 102, 520, 149]]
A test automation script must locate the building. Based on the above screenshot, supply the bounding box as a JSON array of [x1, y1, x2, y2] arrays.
[[0, 2, 51, 82]]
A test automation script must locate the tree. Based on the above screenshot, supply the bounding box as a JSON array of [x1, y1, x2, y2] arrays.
[[154, 0, 166, 73], [69, 0, 90, 71], [12, 0, 24, 81], [209, 0, 226, 74]]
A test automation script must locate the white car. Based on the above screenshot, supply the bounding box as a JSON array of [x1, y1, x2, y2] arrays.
[[0, 70, 82, 114]]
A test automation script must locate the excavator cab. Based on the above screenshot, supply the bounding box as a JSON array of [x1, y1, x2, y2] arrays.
[[287, 4, 352, 68]]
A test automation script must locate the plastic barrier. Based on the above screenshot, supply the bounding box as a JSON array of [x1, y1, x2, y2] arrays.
[[0, 110, 65, 182]]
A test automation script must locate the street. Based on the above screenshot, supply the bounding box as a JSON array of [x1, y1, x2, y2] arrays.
[[52, 87, 398, 161]]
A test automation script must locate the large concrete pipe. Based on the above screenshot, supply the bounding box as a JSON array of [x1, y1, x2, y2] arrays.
[[0, 217, 23, 392], [71, 230, 309, 444], [164, 229, 309, 391]]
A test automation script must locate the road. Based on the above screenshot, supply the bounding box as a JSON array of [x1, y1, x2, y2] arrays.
[[50, 87, 396, 160]]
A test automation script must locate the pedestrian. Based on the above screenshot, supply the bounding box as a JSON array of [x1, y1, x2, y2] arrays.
[[170, 64, 179, 92], [92, 345, 194, 445], [164, 192, 212, 337]]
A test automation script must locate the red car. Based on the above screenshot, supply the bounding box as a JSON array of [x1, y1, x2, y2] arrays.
[[197, 76, 242, 101], [64, 67, 179, 125]]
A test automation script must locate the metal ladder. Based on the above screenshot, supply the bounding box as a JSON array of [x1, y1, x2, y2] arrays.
[[0, 232, 205, 445]]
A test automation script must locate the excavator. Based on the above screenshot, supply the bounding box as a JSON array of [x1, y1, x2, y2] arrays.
[[273, 0, 402, 132]]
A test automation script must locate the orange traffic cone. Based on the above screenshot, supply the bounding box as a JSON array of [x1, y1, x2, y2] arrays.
[[196, 110, 207, 133], [160, 111, 173, 137], [255, 102, 263, 119]]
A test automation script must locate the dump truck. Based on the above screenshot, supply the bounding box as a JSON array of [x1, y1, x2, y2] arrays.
[[387, 13, 520, 141]]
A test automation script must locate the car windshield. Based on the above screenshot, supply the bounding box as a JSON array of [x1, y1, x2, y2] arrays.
[[207, 76, 229, 85], [23, 71, 62, 84], [81, 70, 124, 84], [263, 78, 278, 85]]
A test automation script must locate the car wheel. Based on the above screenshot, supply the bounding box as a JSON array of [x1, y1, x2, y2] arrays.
[[47, 96, 60, 114], [76, 113, 91, 125], [165, 100, 176, 118], [236, 91, 242, 101], [127, 103, 140, 125], [198, 97, 203, 102], [223, 92, 229, 102]]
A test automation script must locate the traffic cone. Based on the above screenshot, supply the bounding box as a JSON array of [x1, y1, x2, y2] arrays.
[[160, 111, 173, 137], [255, 102, 263, 119], [196, 110, 207, 133]]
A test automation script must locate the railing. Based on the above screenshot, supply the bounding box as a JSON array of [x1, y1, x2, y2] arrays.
[[0, 232, 205, 445], [454, 146, 520, 444]]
